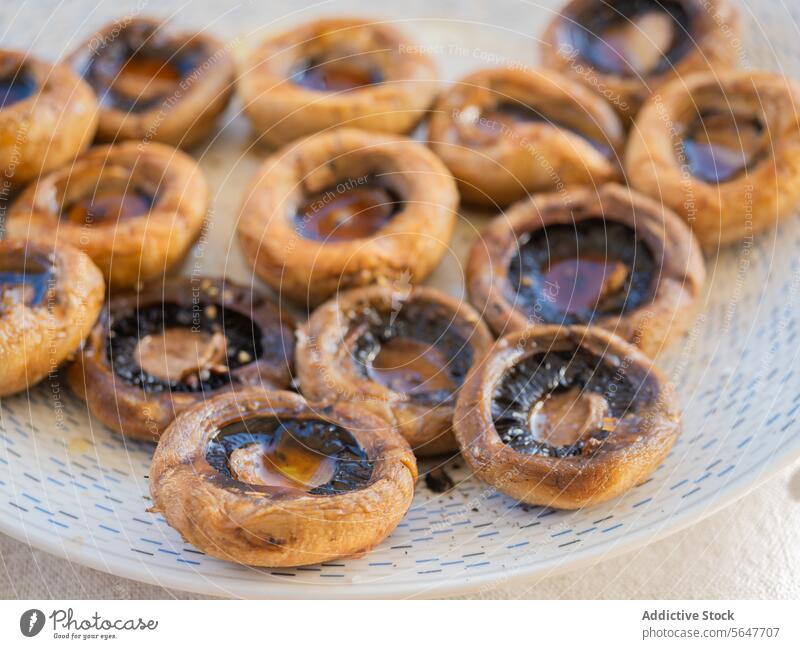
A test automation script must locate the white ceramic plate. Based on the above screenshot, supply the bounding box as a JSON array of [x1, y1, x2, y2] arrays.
[[2, 0, 800, 598]]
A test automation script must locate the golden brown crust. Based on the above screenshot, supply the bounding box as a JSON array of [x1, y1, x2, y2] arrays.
[[540, 0, 741, 119], [149, 389, 417, 567], [454, 326, 681, 509], [67, 277, 295, 441], [237, 128, 458, 306], [0, 239, 104, 397], [295, 284, 494, 456], [466, 183, 705, 357], [427, 67, 624, 207], [0, 50, 97, 189], [625, 70, 800, 250], [237, 17, 439, 147], [66, 17, 235, 148], [6, 141, 208, 289]]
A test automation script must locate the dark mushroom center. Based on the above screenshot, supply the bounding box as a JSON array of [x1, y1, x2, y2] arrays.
[[492, 347, 650, 456], [467, 100, 612, 157], [566, 0, 692, 77], [683, 110, 767, 183], [76, 25, 206, 112], [0, 65, 37, 109], [206, 416, 373, 494], [108, 301, 263, 393], [60, 185, 154, 225], [508, 218, 655, 325], [0, 249, 53, 309], [354, 299, 472, 405], [293, 54, 383, 91], [295, 176, 401, 241]]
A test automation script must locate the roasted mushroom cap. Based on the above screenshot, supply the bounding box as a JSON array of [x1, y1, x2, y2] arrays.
[[68, 277, 295, 441], [540, 0, 741, 118], [0, 239, 104, 397], [67, 17, 235, 148], [625, 70, 800, 250], [238, 17, 439, 148], [454, 326, 680, 509], [428, 67, 624, 207], [0, 49, 97, 189], [238, 128, 458, 306], [296, 285, 494, 456], [150, 389, 417, 567], [6, 141, 208, 289], [467, 184, 705, 356]]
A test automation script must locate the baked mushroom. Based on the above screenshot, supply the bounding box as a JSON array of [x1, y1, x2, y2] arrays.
[[427, 67, 625, 207], [237, 17, 438, 148], [150, 389, 417, 567], [540, 0, 741, 118], [67, 17, 235, 147], [467, 184, 705, 356], [0, 49, 97, 190], [454, 325, 680, 509], [67, 277, 294, 441], [0, 239, 104, 397], [238, 128, 458, 306], [6, 141, 208, 289], [625, 70, 800, 250], [296, 285, 494, 456]]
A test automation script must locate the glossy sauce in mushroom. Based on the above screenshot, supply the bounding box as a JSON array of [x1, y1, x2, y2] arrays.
[[492, 348, 653, 456], [462, 100, 613, 157], [206, 417, 373, 494], [354, 299, 472, 405], [61, 189, 154, 225], [109, 301, 263, 393], [0, 250, 53, 309], [683, 111, 767, 183], [0, 67, 36, 109], [508, 219, 656, 325], [566, 0, 692, 77], [293, 56, 383, 91], [295, 177, 401, 241]]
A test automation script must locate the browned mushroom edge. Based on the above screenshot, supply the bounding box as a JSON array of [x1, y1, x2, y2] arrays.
[[66, 16, 235, 148], [626, 70, 800, 250], [67, 276, 295, 441], [0, 239, 104, 397], [540, 0, 741, 119], [454, 325, 680, 509], [427, 67, 624, 207], [467, 183, 705, 357], [296, 284, 494, 457], [0, 49, 97, 189], [6, 141, 208, 290], [149, 388, 417, 567], [237, 127, 458, 306], [237, 17, 438, 148]]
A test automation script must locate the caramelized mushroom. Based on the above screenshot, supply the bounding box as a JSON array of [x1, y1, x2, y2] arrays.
[[427, 67, 624, 207], [296, 285, 493, 456], [540, 0, 741, 118], [238, 128, 458, 306], [67, 17, 235, 147], [6, 141, 208, 289], [454, 326, 680, 509], [150, 389, 417, 567], [67, 277, 295, 441], [0, 239, 104, 397], [467, 184, 705, 356], [237, 18, 438, 148], [625, 70, 800, 249], [0, 50, 97, 189]]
